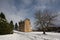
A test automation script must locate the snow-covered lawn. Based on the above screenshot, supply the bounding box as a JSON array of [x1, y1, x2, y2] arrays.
[[0, 31, 60, 40]]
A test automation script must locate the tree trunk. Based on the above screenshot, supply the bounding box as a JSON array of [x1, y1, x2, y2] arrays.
[[43, 28, 46, 34], [41, 24, 46, 34]]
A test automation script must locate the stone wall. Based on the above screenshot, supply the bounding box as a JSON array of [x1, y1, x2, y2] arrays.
[[19, 18, 32, 32]]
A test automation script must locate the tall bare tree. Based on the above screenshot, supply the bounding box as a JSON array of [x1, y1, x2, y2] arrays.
[[34, 10, 58, 34]]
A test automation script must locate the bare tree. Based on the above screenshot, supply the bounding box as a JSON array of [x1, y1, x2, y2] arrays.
[[34, 10, 58, 34]]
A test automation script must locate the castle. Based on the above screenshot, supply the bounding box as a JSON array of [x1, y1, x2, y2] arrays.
[[18, 18, 32, 32]]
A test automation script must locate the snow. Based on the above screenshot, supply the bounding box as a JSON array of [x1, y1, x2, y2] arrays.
[[0, 31, 60, 40]]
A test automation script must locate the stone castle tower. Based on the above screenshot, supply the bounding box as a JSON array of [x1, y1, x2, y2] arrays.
[[19, 18, 32, 32]]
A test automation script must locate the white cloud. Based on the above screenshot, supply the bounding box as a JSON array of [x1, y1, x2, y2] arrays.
[[0, 0, 29, 24], [22, 0, 33, 5], [0, 0, 60, 27]]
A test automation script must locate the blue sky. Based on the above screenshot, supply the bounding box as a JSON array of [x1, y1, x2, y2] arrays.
[[0, 0, 60, 28]]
